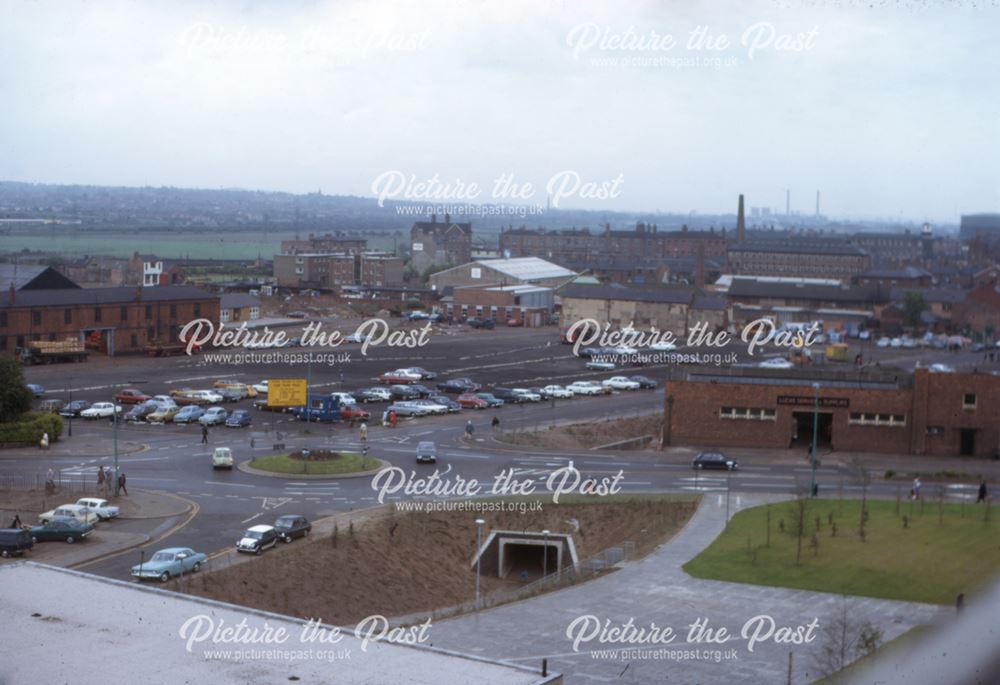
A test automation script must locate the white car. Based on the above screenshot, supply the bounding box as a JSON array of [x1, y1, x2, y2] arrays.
[[199, 406, 228, 426], [191, 389, 224, 404], [74, 498, 119, 520], [929, 363, 956, 373], [512, 388, 542, 402], [567, 381, 604, 396], [650, 340, 677, 351], [602, 376, 641, 391], [252, 380, 269, 394], [611, 345, 639, 355], [212, 447, 234, 469], [80, 402, 121, 419], [585, 360, 616, 371], [330, 392, 356, 407], [152, 395, 178, 408], [890, 338, 902, 348], [758, 358, 794, 369], [361, 387, 392, 401], [876, 337, 890, 348], [542, 385, 574, 399], [343, 332, 366, 344], [39, 504, 100, 525], [901, 337, 917, 349]]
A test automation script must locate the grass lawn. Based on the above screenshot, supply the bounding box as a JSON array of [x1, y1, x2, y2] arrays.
[[683, 498, 999, 605], [249, 452, 380, 475]]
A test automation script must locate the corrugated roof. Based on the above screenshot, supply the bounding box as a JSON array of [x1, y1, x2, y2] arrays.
[[477, 257, 575, 280], [728, 278, 887, 303]]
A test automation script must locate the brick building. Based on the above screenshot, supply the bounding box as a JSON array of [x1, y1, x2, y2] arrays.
[[0, 284, 220, 357], [280, 233, 368, 255], [444, 284, 554, 326], [560, 283, 726, 337], [273, 252, 403, 290], [725, 277, 888, 332], [410, 214, 472, 273], [728, 240, 871, 280], [663, 367, 1000, 458]]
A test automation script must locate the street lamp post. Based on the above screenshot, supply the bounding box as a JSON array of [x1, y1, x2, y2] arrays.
[[67, 381, 73, 438], [113, 379, 147, 497], [474, 518, 485, 608], [810, 382, 820, 497], [542, 529, 550, 578], [725, 466, 731, 529]]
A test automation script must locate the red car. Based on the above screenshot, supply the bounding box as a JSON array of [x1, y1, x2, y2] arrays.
[[506, 318, 522, 327], [457, 393, 487, 409], [115, 388, 151, 404], [341, 406, 371, 422]]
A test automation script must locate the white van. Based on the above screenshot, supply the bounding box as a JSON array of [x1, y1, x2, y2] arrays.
[[212, 447, 234, 470]]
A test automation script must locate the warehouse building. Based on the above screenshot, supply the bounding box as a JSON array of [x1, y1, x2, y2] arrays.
[[428, 257, 576, 291], [663, 366, 1000, 458]]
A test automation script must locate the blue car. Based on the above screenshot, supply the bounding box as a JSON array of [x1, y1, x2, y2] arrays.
[[26, 384, 45, 397], [131, 547, 207, 582], [172, 405, 205, 424], [225, 409, 252, 428]]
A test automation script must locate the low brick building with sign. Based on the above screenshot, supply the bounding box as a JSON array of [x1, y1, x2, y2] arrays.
[[662, 366, 1000, 458]]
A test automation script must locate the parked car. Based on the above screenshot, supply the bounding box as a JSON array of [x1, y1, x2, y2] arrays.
[[400, 367, 437, 380], [211, 447, 234, 469], [236, 524, 279, 555], [488, 387, 522, 403], [602, 376, 641, 391], [226, 410, 252, 428], [385, 401, 431, 417], [427, 395, 461, 412], [586, 360, 616, 371], [30, 518, 93, 543], [147, 405, 181, 424], [353, 387, 392, 403], [151, 395, 178, 407], [0, 528, 33, 558], [416, 441, 437, 464], [929, 363, 956, 373], [649, 340, 677, 351], [173, 405, 206, 424], [131, 547, 207, 582], [876, 337, 891, 348], [80, 402, 121, 419], [328, 391, 356, 407], [466, 317, 496, 329], [341, 406, 371, 422], [124, 400, 158, 423], [39, 504, 100, 526], [26, 384, 45, 397], [411, 399, 448, 415], [378, 369, 423, 384], [512, 388, 542, 402], [758, 358, 794, 369], [39, 398, 64, 413], [506, 318, 522, 327], [457, 393, 488, 409], [566, 381, 604, 396], [343, 332, 366, 343], [629, 375, 658, 389], [436, 378, 480, 393], [115, 388, 151, 404], [252, 380, 269, 394], [692, 451, 738, 470], [890, 338, 902, 348], [274, 515, 312, 542], [74, 498, 119, 520], [475, 392, 504, 408], [408, 384, 434, 398], [389, 385, 422, 401], [542, 384, 574, 399], [213, 380, 257, 398], [287, 310, 307, 319], [59, 400, 91, 417], [217, 388, 245, 403]]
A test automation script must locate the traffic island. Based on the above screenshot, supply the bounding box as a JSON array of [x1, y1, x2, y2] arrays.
[[239, 449, 387, 479]]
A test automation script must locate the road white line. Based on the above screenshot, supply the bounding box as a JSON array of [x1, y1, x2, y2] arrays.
[[241, 512, 264, 524], [203, 481, 256, 488]]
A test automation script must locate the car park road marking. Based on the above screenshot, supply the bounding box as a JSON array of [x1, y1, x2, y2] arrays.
[[258, 496, 293, 510], [241, 512, 264, 524], [203, 481, 256, 487]]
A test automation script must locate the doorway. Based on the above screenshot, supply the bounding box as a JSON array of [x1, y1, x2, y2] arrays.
[[959, 429, 976, 456], [793, 411, 833, 450]]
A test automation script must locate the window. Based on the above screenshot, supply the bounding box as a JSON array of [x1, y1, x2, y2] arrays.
[[31, 310, 41, 325], [720, 407, 776, 421], [963, 393, 977, 410], [120, 306, 128, 321], [94, 307, 102, 322], [0, 336, 6, 350], [170, 304, 177, 318], [130, 334, 138, 348], [64, 308, 72, 324], [0, 312, 5, 327], [147, 326, 155, 340], [221, 309, 231, 323], [849, 413, 906, 427], [145, 305, 152, 320], [194, 303, 201, 317]]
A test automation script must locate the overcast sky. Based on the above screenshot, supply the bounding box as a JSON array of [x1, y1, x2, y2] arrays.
[[0, 0, 997, 222]]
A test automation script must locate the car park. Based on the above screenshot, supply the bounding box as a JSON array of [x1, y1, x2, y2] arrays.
[[0, 528, 33, 558], [26, 384, 45, 397], [566, 381, 603, 396], [692, 451, 738, 470], [511, 388, 542, 402], [173, 405, 206, 424], [475, 392, 504, 407], [541, 384, 574, 399], [456, 393, 488, 409], [30, 518, 93, 543], [437, 378, 480, 393], [585, 360, 615, 371], [602, 376, 641, 391], [115, 388, 151, 404], [274, 515, 312, 542], [131, 547, 207, 582], [80, 402, 121, 419], [226, 410, 252, 428], [211, 447, 234, 469], [199, 407, 228, 426], [427, 395, 461, 412], [236, 525, 279, 555], [629, 375, 658, 389], [39, 504, 100, 526], [58, 400, 90, 417], [416, 441, 437, 464], [74, 498, 119, 520]]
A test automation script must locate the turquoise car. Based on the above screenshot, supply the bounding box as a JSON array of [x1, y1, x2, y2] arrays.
[[131, 547, 207, 582]]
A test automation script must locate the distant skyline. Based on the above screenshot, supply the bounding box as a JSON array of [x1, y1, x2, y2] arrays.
[[0, 0, 997, 223]]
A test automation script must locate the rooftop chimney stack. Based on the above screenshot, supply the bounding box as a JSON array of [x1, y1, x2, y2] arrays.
[[7, 282, 14, 305], [696, 242, 705, 289], [736, 194, 746, 242]]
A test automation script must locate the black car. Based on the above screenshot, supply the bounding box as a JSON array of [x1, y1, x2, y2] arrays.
[[489, 387, 524, 403], [629, 375, 658, 389], [58, 400, 90, 417], [274, 515, 312, 542], [0, 528, 33, 558], [466, 317, 496, 330], [408, 384, 433, 398], [217, 388, 244, 403], [352, 388, 386, 403], [692, 451, 738, 471], [427, 395, 461, 412], [390, 385, 421, 401], [124, 400, 159, 422], [437, 378, 480, 393]]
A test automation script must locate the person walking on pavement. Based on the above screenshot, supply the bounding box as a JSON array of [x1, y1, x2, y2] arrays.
[[465, 420, 475, 439], [977, 479, 988, 503], [97, 464, 105, 493], [491, 415, 500, 431], [117, 472, 128, 496], [388, 410, 397, 428], [359, 421, 368, 443], [10, 513, 21, 529], [201, 424, 209, 444], [912, 477, 922, 500]]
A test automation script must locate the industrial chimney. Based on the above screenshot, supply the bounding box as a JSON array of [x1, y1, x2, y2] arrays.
[[736, 194, 746, 242]]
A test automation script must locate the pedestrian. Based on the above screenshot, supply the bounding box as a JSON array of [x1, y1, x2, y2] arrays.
[[388, 410, 397, 428], [103, 466, 111, 495], [381, 410, 389, 427], [491, 415, 500, 431], [201, 424, 209, 444], [46, 467, 55, 486], [912, 477, 922, 500], [977, 479, 988, 503], [465, 420, 474, 438], [97, 464, 106, 491], [359, 422, 368, 442], [10, 513, 21, 529], [118, 472, 128, 497]]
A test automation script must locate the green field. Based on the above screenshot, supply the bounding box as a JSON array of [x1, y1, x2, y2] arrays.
[[684, 498, 999, 605], [249, 452, 380, 475], [0, 234, 282, 260]]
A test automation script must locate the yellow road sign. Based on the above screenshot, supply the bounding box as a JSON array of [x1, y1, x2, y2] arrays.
[[267, 379, 307, 407]]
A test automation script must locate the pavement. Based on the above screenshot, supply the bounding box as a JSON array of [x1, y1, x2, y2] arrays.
[[426, 493, 945, 685]]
